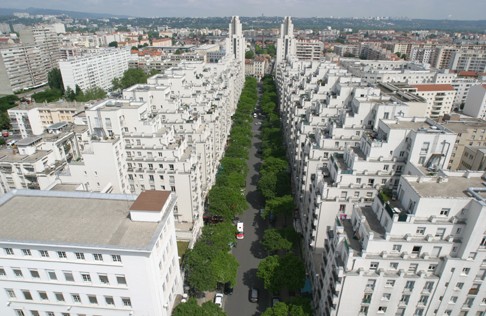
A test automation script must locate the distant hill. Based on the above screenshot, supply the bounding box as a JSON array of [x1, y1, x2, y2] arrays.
[[0, 7, 130, 19]]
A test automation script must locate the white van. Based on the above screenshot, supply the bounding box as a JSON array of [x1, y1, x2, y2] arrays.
[[237, 221, 244, 233]]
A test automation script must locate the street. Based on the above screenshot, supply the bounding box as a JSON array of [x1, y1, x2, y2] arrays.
[[225, 83, 269, 316]]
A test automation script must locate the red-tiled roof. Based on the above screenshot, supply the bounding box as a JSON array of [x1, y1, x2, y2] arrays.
[[130, 190, 170, 212], [412, 84, 455, 92], [458, 71, 478, 77]]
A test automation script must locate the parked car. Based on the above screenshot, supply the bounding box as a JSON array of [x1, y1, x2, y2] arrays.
[[214, 293, 224, 308], [249, 287, 259, 303], [235, 231, 245, 240], [2, 130, 9, 137], [236, 221, 244, 232], [224, 282, 234, 295]]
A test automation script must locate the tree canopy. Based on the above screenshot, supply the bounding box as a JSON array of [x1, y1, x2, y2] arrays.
[[112, 68, 149, 90], [47, 68, 64, 93], [108, 41, 118, 47], [172, 298, 227, 316]]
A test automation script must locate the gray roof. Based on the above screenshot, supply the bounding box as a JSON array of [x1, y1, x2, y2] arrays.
[[0, 190, 162, 251]]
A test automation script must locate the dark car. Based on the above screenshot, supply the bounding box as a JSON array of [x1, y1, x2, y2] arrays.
[[249, 287, 259, 303], [224, 282, 234, 295]]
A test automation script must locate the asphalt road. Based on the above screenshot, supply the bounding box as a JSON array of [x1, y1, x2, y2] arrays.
[[224, 83, 270, 316]]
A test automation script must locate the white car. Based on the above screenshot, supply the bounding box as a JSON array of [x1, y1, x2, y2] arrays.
[[237, 221, 244, 232], [214, 293, 224, 308]]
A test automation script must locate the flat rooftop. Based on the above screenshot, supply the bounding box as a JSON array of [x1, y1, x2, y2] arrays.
[[407, 175, 485, 199], [0, 190, 162, 251]]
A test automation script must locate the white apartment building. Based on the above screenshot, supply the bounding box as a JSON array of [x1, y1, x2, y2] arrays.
[[19, 25, 61, 75], [315, 171, 486, 316], [463, 84, 486, 119], [0, 45, 48, 95], [0, 123, 82, 194], [0, 189, 183, 316], [226, 16, 245, 65], [276, 17, 297, 65], [8, 102, 87, 138], [296, 40, 324, 61], [410, 84, 456, 118], [59, 48, 130, 92]]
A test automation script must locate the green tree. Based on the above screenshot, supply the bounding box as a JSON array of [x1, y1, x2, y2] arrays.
[[64, 87, 76, 101], [47, 68, 64, 93], [265, 195, 294, 218], [278, 254, 306, 291], [0, 112, 11, 130], [75, 86, 107, 102], [131, 46, 139, 51], [112, 68, 148, 90], [257, 255, 281, 293], [31, 89, 62, 103], [108, 41, 118, 48], [208, 185, 248, 218], [172, 298, 227, 316], [262, 229, 292, 253], [262, 302, 290, 316], [245, 50, 255, 59]]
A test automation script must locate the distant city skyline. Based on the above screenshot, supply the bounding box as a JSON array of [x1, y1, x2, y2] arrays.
[[2, 0, 486, 21]]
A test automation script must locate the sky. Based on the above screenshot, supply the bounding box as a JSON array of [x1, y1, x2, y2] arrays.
[[2, 0, 486, 20]]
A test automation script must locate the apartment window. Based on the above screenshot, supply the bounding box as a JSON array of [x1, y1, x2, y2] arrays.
[[105, 296, 115, 305], [82, 273, 91, 282], [450, 296, 458, 303], [400, 294, 410, 304], [117, 275, 127, 285], [46, 313, 54, 316], [362, 293, 372, 303], [428, 264, 437, 272], [75, 252, 85, 260], [13, 268, 23, 277], [4, 248, 14, 255], [71, 294, 81, 303], [88, 295, 98, 304], [419, 295, 429, 305], [405, 281, 415, 290], [6, 289, 16, 298], [171, 186, 176, 192], [462, 268, 471, 275], [64, 271, 74, 282], [360, 306, 369, 314], [22, 290, 33, 300], [14, 310, 24, 316], [38, 291, 48, 300], [93, 253, 103, 261], [55, 292, 65, 302], [392, 244, 402, 252], [412, 246, 422, 255], [456, 282, 464, 290], [409, 263, 418, 273], [382, 293, 391, 301], [22, 249, 31, 256], [58, 251, 67, 259], [383, 165, 389, 171], [414, 308, 424, 316], [370, 262, 379, 270], [169, 164, 174, 170], [0, 267, 4, 276], [30, 270, 40, 278], [424, 281, 434, 292], [39, 250, 49, 257], [416, 227, 426, 235], [47, 270, 57, 280], [435, 228, 446, 239], [366, 279, 376, 290], [440, 208, 450, 216], [99, 274, 109, 284], [122, 297, 132, 307], [378, 306, 387, 313], [385, 279, 395, 287], [112, 255, 122, 262], [390, 262, 399, 269]]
